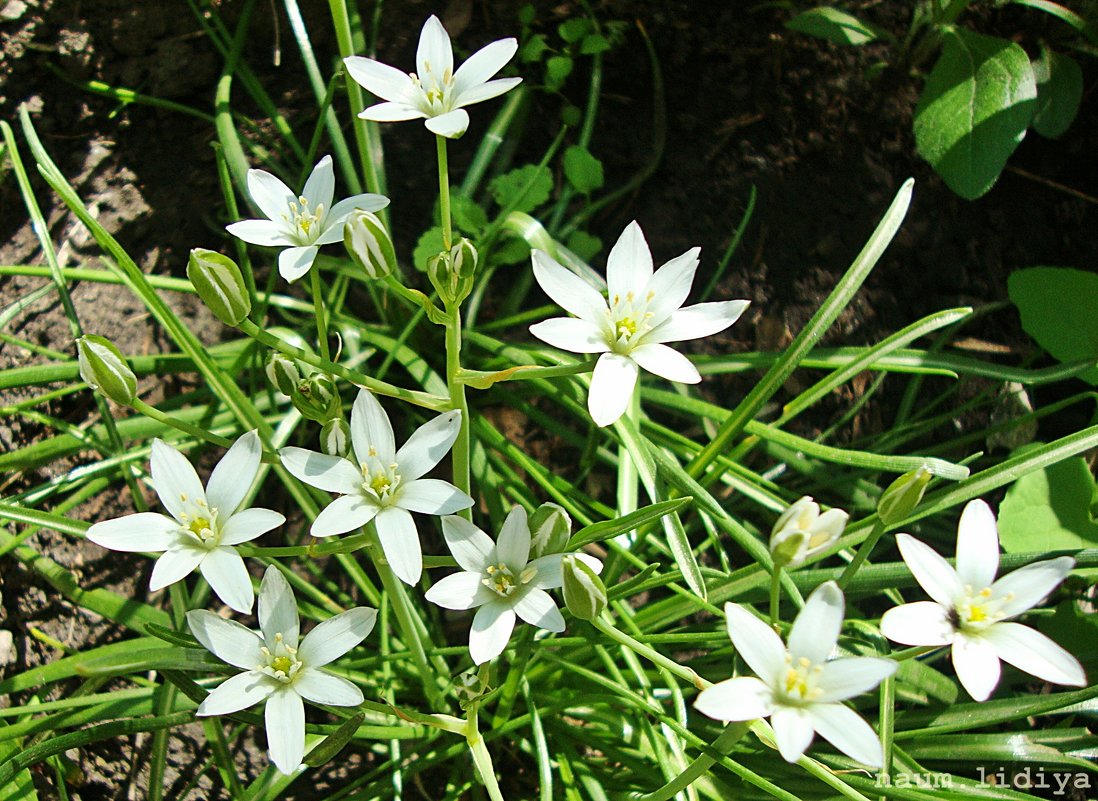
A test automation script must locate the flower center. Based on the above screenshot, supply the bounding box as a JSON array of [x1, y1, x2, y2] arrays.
[[259, 632, 302, 684], [177, 502, 220, 546], [608, 291, 655, 352], [410, 67, 455, 115], [953, 585, 1013, 632], [360, 456, 401, 505], [284, 195, 324, 241], [780, 655, 824, 704], [482, 563, 538, 598]]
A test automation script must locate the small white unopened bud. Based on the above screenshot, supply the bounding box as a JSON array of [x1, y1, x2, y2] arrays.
[[562, 554, 607, 621], [265, 353, 301, 397], [77, 335, 137, 405], [320, 418, 351, 457], [877, 467, 932, 526], [344, 210, 397, 280], [187, 249, 251, 326], [529, 502, 571, 558]]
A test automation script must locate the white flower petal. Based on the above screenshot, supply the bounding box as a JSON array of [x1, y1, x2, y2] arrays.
[[693, 676, 774, 722], [952, 634, 1002, 702], [424, 109, 470, 139], [815, 657, 897, 703], [425, 571, 494, 610], [350, 390, 396, 465], [955, 499, 1000, 589], [441, 515, 495, 573], [589, 353, 639, 427], [496, 506, 531, 572], [723, 602, 787, 686], [299, 607, 377, 667], [788, 581, 843, 665], [149, 545, 205, 591], [186, 609, 264, 669], [879, 601, 953, 647], [279, 447, 361, 495], [452, 38, 517, 96], [648, 300, 750, 344], [528, 553, 565, 589], [225, 219, 295, 247], [220, 508, 285, 546], [200, 547, 255, 614], [771, 706, 815, 763], [895, 533, 965, 609], [150, 439, 206, 521], [531, 249, 608, 322], [206, 430, 262, 516], [993, 556, 1074, 618], [629, 343, 700, 384], [278, 246, 319, 283], [259, 566, 300, 649], [644, 247, 700, 325], [398, 478, 472, 515], [197, 671, 276, 716], [512, 587, 564, 632], [454, 76, 523, 108], [529, 317, 610, 354], [358, 100, 425, 122], [606, 221, 653, 301], [87, 513, 179, 553], [808, 703, 884, 768], [265, 688, 306, 775], [469, 601, 516, 664], [302, 155, 335, 214], [417, 16, 454, 88], [983, 621, 1086, 687], [293, 670, 364, 707], [325, 193, 391, 230], [343, 56, 414, 102], [375, 507, 422, 585], [312, 493, 379, 537], [247, 168, 294, 222], [395, 409, 462, 481]]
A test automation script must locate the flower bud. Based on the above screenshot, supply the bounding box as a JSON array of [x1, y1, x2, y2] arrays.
[[187, 249, 251, 326], [562, 554, 607, 621], [769, 496, 848, 568], [427, 238, 478, 306], [320, 418, 351, 457], [265, 352, 301, 397], [77, 335, 137, 405], [292, 373, 339, 422], [344, 210, 398, 280], [529, 502, 571, 558], [877, 467, 932, 526]]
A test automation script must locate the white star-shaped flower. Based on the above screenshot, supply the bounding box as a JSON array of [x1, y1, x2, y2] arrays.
[[344, 15, 522, 139], [529, 221, 750, 427], [226, 155, 389, 282], [87, 431, 283, 614], [880, 499, 1086, 702], [769, 496, 848, 568], [188, 566, 376, 774], [425, 506, 603, 664], [694, 582, 896, 767], [280, 389, 472, 585]]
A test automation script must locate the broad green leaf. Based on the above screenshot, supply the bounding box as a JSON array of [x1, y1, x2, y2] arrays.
[[413, 226, 446, 272], [0, 738, 37, 801], [1037, 600, 1098, 670], [1032, 47, 1083, 138], [914, 29, 1037, 199], [490, 234, 532, 266], [565, 230, 601, 261], [580, 33, 612, 55], [449, 194, 489, 234], [1008, 267, 1098, 384], [558, 18, 592, 43], [545, 56, 574, 91], [786, 7, 883, 45], [999, 456, 1098, 552], [520, 33, 549, 63], [489, 164, 553, 213], [563, 146, 604, 194]]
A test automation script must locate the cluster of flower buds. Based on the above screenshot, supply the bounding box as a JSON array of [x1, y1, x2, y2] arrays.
[[428, 238, 478, 307]]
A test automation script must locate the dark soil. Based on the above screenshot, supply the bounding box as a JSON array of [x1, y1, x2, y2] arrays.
[[2, 0, 1097, 798]]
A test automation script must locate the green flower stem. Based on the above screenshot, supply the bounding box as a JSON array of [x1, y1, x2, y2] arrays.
[[456, 359, 598, 388], [129, 398, 233, 452], [465, 703, 506, 801], [879, 674, 896, 788], [490, 625, 535, 729], [605, 391, 641, 580], [436, 135, 453, 250], [362, 524, 446, 709], [445, 304, 472, 518], [836, 519, 887, 591], [769, 565, 782, 627], [237, 318, 449, 411], [590, 614, 705, 691], [632, 723, 748, 801], [310, 268, 331, 362]]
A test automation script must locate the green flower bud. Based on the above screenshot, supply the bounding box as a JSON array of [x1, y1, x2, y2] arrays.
[[292, 373, 338, 422], [187, 248, 251, 326], [877, 467, 932, 526], [529, 502, 571, 558], [562, 554, 607, 621], [76, 335, 137, 405], [427, 238, 478, 306], [344, 210, 398, 280], [320, 418, 351, 457], [265, 352, 301, 397]]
